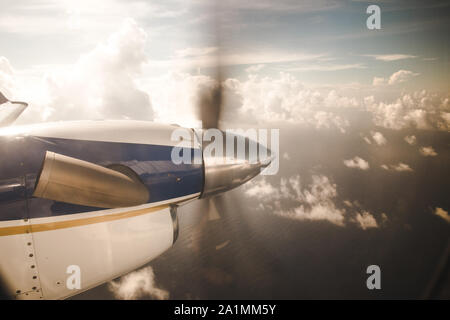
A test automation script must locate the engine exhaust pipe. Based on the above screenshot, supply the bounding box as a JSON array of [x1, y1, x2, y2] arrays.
[[33, 151, 149, 208]]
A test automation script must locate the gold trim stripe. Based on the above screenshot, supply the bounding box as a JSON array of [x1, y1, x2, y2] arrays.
[[0, 205, 169, 237]]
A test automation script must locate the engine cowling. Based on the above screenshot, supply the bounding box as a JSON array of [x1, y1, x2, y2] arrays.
[[33, 151, 149, 208]]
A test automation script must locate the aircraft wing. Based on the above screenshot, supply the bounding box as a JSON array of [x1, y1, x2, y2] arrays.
[[0, 91, 28, 127], [0, 101, 28, 127]]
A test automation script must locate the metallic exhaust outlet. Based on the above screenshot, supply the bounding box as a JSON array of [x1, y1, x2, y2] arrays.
[[33, 151, 149, 208]]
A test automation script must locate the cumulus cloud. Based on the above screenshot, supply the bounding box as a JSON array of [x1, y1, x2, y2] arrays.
[[381, 163, 413, 172], [3, 20, 219, 128], [365, 91, 450, 131], [361, 131, 386, 146], [343, 157, 370, 170], [279, 175, 345, 226], [141, 71, 356, 130], [11, 18, 153, 124], [221, 73, 353, 131], [323, 90, 360, 108], [391, 163, 413, 172], [281, 202, 345, 226], [244, 175, 344, 225], [354, 211, 378, 230], [372, 69, 419, 86], [343, 200, 353, 207], [5, 34, 448, 135], [0, 58, 31, 126], [0, 56, 16, 97], [245, 175, 380, 229], [434, 207, 450, 224], [4, 49, 359, 131], [372, 76, 385, 86], [108, 266, 169, 300], [388, 70, 420, 85], [419, 146, 438, 157], [143, 71, 216, 128], [244, 177, 278, 198], [3, 20, 448, 137], [371, 131, 387, 146], [404, 135, 417, 145]]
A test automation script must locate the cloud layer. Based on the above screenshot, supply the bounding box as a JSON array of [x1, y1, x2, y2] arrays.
[[245, 175, 381, 229], [343, 157, 370, 170], [1, 18, 448, 135], [381, 163, 413, 172], [365, 91, 450, 131], [8, 18, 153, 124], [419, 146, 438, 157]]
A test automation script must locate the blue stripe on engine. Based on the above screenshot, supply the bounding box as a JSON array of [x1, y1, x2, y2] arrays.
[[0, 136, 203, 221]]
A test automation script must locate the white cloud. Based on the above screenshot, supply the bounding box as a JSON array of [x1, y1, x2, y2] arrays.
[[142, 71, 356, 130], [361, 132, 386, 145], [282, 152, 291, 160], [244, 177, 278, 199], [372, 76, 386, 86], [3, 17, 446, 136], [371, 131, 387, 146], [143, 71, 214, 128], [365, 91, 450, 131], [419, 146, 438, 157], [2, 32, 355, 130], [372, 69, 419, 87], [391, 163, 412, 172], [149, 51, 326, 70], [0, 56, 17, 98], [0, 56, 13, 75], [13, 18, 153, 124], [323, 90, 360, 108], [343, 200, 353, 207], [404, 135, 417, 145], [108, 266, 169, 300], [221, 73, 351, 131], [282, 202, 345, 226], [245, 175, 345, 225], [66, 9, 81, 31], [388, 70, 419, 85], [381, 163, 413, 172], [276, 175, 345, 226], [285, 63, 366, 72], [245, 175, 382, 229], [343, 157, 370, 170], [245, 64, 265, 73], [434, 207, 450, 224], [175, 47, 218, 58], [354, 211, 378, 230], [364, 54, 417, 61]]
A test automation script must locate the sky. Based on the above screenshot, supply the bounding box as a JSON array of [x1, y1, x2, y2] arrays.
[[0, 0, 449, 299]]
